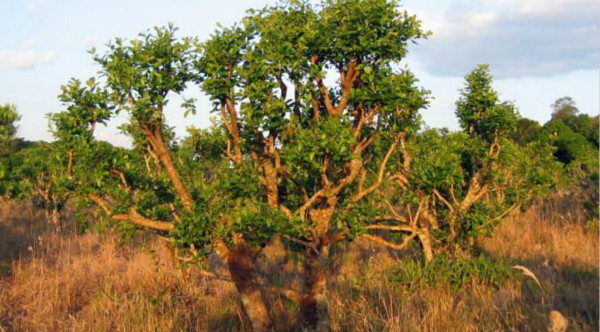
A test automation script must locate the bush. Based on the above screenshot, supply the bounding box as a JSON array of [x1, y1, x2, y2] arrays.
[[387, 254, 514, 291]]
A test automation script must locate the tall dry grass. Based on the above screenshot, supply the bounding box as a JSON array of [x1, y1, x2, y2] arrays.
[[0, 232, 245, 332], [480, 192, 598, 269], [0, 194, 597, 332]]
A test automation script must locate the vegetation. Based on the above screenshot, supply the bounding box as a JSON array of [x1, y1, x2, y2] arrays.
[[0, 1, 597, 331]]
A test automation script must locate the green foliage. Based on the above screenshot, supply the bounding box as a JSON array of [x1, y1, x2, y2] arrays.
[[456, 64, 518, 142], [194, 0, 430, 250], [93, 24, 197, 125], [387, 254, 514, 290], [551, 96, 579, 121], [3, 142, 73, 224], [51, 78, 113, 144], [541, 120, 598, 171], [408, 129, 467, 193], [315, 0, 429, 63], [0, 104, 21, 156], [282, 116, 356, 185], [511, 118, 541, 145]]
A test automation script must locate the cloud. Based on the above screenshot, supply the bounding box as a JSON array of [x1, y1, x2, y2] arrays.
[[411, 0, 599, 78], [0, 50, 56, 69]]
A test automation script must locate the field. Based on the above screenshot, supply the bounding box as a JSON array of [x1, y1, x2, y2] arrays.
[[0, 192, 597, 332]]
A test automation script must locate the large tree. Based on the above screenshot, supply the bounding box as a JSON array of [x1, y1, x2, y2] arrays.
[[44, 3, 565, 332], [196, 1, 429, 330]]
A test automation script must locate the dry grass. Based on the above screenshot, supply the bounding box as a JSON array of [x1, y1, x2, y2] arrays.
[[0, 231, 246, 332], [480, 192, 599, 269], [0, 194, 597, 332]]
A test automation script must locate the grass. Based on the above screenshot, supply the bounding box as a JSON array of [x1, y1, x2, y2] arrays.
[[0, 192, 597, 332]]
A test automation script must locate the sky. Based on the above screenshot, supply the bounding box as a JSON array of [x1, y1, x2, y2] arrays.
[[1, 0, 598, 146]]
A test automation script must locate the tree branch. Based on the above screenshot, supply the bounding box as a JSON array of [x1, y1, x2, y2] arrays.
[[88, 194, 174, 231], [365, 224, 413, 232], [351, 135, 398, 203], [362, 233, 416, 251], [433, 189, 454, 213]]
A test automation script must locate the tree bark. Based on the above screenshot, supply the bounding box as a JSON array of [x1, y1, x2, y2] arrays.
[[67, 150, 74, 179], [300, 241, 330, 332], [142, 125, 194, 214], [418, 229, 434, 263], [300, 200, 337, 332], [225, 241, 273, 332]]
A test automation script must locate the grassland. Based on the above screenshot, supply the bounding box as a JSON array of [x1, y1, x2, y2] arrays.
[[0, 192, 597, 332]]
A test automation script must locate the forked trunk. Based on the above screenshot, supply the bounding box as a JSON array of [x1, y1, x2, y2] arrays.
[[226, 242, 273, 332], [300, 242, 331, 332]]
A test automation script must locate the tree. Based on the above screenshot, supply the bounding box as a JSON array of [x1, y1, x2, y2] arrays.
[[366, 65, 560, 263], [551, 96, 579, 121], [9, 142, 74, 227], [0, 104, 21, 156], [512, 117, 541, 145], [196, 1, 429, 330], [53, 25, 281, 332], [43, 4, 565, 332]]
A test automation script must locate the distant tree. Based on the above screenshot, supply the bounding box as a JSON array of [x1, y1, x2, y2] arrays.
[[551, 96, 579, 120], [0, 104, 21, 156], [542, 120, 598, 174], [542, 98, 599, 224], [589, 115, 599, 147], [512, 117, 541, 145], [9, 142, 73, 227]]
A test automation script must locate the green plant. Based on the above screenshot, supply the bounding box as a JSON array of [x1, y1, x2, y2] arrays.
[[387, 254, 515, 291]]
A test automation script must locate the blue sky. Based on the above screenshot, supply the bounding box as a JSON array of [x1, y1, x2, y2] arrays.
[[1, 0, 598, 146]]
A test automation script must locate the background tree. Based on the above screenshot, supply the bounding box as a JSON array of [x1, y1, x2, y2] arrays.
[[8, 142, 74, 227], [0, 104, 21, 157], [511, 117, 541, 145], [551, 96, 578, 121], [0, 107, 70, 227]]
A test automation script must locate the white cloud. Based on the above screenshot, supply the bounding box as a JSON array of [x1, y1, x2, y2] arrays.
[[411, 0, 599, 78], [0, 50, 56, 69]]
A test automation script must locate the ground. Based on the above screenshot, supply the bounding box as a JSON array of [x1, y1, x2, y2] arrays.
[[0, 192, 598, 332]]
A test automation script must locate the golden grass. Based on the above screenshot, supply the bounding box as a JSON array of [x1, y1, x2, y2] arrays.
[[480, 193, 599, 270], [0, 194, 597, 332]]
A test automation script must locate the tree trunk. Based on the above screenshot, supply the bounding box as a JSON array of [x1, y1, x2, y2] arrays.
[[301, 200, 337, 332], [45, 205, 61, 232], [300, 242, 330, 332], [142, 125, 194, 214], [51, 207, 60, 226], [418, 230, 434, 263], [226, 242, 273, 332], [153, 141, 194, 213]]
